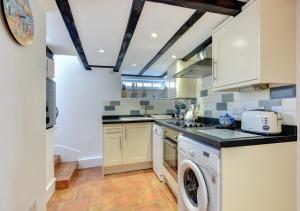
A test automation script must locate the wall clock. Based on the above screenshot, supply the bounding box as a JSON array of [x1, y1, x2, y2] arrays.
[[2, 0, 34, 46]]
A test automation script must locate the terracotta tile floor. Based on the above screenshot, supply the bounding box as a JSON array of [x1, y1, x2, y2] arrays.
[[48, 168, 177, 211]]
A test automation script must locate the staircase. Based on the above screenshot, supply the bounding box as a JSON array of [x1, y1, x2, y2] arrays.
[[54, 155, 78, 190]]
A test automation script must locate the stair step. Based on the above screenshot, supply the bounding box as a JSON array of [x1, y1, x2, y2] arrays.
[[55, 161, 78, 190], [54, 155, 61, 167]]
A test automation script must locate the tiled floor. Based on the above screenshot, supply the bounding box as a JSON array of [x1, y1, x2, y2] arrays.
[[47, 168, 177, 211]]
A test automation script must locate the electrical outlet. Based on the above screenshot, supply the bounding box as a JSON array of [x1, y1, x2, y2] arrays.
[[28, 201, 37, 211]]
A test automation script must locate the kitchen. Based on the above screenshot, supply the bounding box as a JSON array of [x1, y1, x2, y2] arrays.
[[46, 0, 297, 210], [1, 0, 298, 210]]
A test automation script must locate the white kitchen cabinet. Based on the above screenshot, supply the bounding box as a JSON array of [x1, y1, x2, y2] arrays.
[[103, 123, 152, 175], [103, 125, 123, 167], [212, 0, 296, 91], [166, 60, 197, 98], [123, 123, 152, 164]]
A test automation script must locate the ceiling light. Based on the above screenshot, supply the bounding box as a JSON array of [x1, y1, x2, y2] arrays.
[[172, 55, 177, 59], [151, 33, 158, 38], [98, 49, 105, 53], [132, 64, 137, 67]]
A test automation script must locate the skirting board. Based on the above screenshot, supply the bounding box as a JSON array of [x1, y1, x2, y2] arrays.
[[46, 178, 56, 202], [78, 156, 103, 169], [104, 161, 153, 175]]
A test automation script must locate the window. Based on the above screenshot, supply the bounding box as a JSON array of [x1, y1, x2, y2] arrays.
[[122, 78, 166, 90]]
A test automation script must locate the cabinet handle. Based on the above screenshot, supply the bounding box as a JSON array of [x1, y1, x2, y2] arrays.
[[125, 127, 127, 140], [213, 59, 217, 81], [119, 136, 122, 150]]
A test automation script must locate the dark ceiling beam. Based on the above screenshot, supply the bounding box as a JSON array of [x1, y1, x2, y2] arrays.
[[90, 65, 115, 69], [122, 74, 163, 79], [160, 71, 167, 78], [182, 36, 212, 61], [114, 0, 146, 72], [55, 0, 91, 70], [146, 0, 245, 16], [122, 70, 167, 78], [138, 10, 205, 75]]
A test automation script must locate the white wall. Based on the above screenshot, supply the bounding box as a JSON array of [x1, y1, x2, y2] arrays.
[[0, 0, 46, 211], [54, 55, 121, 168], [46, 128, 55, 202]]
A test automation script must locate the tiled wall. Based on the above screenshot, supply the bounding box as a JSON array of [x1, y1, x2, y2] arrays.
[[196, 75, 297, 125], [103, 99, 180, 116]]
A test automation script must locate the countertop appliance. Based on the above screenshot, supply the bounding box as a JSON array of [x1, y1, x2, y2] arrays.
[[173, 46, 212, 78], [153, 124, 164, 182], [178, 135, 220, 211], [163, 127, 179, 197], [241, 110, 282, 134]]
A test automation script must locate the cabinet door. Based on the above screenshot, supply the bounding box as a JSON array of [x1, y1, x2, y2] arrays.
[[213, 1, 259, 88], [104, 133, 122, 167], [123, 123, 152, 164]]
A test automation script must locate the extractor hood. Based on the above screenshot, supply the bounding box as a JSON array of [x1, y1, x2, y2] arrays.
[[173, 46, 212, 78]]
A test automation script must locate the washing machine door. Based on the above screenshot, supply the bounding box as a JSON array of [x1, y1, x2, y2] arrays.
[[179, 160, 208, 211]]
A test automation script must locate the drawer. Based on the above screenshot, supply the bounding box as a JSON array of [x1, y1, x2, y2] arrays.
[[104, 125, 123, 134]]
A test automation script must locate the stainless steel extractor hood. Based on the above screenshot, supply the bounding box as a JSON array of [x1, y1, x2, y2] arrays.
[[173, 46, 212, 78]]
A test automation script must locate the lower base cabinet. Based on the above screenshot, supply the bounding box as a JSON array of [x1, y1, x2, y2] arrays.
[[103, 123, 152, 175]]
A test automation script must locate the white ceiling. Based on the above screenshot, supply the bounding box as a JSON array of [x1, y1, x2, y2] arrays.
[[44, 0, 229, 76], [146, 12, 228, 76], [120, 1, 195, 75], [69, 0, 133, 66], [44, 0, 77, 56]]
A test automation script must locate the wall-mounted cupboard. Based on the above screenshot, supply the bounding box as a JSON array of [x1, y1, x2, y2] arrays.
[[212, 0, 296, 91]]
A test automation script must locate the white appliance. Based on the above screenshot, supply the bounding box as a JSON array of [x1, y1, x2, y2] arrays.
[[153, 124, 164, 182], [178, 135, 220, 211], [241, 110, 282, 134]]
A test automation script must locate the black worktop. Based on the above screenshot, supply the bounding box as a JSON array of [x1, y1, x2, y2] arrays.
[[102, 115, 160, 124], [155, 119, 297, 149], [102, 115, 297, 149]]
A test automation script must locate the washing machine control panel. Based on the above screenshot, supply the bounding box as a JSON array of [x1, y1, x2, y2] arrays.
[[179, 135, 220, 175]]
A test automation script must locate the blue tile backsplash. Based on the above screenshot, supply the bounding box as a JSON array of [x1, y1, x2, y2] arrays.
[[196, 75, 296, 125]]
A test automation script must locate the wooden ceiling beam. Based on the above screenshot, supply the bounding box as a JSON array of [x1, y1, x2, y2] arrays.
[[138, 10, 205, 75], [55, 0, 91, 70], [146, 0, 245, 16], [114, 0, 146, 72], [182, 36, 212, 61]]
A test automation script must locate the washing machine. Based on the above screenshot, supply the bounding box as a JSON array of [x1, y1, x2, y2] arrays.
[[178, 135, 220, 211]]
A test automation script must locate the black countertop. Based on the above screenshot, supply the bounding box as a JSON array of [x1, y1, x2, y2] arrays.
[[155, 119, 297, 149], [102, 116, 297, 149]]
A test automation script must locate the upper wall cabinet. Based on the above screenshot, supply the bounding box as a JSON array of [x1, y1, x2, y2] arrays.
[[166, 60, 197, 98], [212, 0, 296, 91]]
